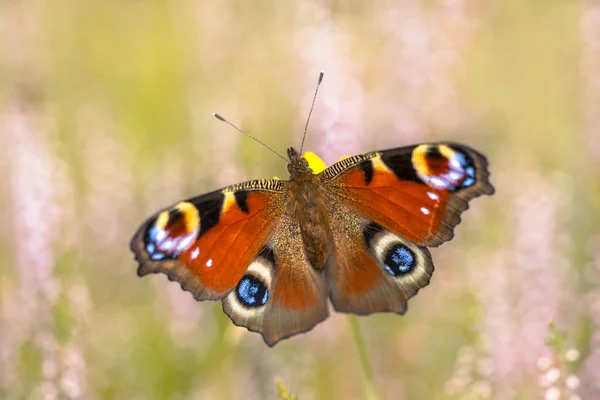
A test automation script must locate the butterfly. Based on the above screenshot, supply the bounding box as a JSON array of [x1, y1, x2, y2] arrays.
[[130, 138, 494, 346]]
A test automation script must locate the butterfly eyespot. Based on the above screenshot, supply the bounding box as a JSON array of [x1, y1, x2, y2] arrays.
[[363, 223, 422, 277], [236, 274, 269, 308], [143, 202, 200, 261], [411, 144, 476, 191], [383, 243, 416, 276]]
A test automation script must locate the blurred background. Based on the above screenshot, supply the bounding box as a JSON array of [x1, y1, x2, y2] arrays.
[[1, 1, 599, 399]]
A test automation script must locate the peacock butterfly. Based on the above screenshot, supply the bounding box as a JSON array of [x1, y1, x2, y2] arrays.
[[130, 73, 494, 346]]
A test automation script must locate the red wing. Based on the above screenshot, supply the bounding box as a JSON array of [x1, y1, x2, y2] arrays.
[[130, 180, 287, 300], [131, 179, 329, 346], [320, 142, 494, 247], [325, 212, 434, 315], [320, 142, 493, 314], [221, 212, 329, 346]]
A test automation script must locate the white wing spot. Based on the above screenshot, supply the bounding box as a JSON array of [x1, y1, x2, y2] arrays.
[[427, 192, 439, 201], [450, 158, 462, 169], [420, 207, 430, 215], [191, 247, 200, 260], [162, 239, 174, 251], [206, 259, 213, 268], [176, 235, 194, 252], [155, 229, 167, 242], [448, 170, 463, 181]]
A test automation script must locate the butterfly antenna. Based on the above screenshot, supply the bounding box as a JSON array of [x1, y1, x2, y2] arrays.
[[299, 71, 324, 155], [212, 113, 289, 163]]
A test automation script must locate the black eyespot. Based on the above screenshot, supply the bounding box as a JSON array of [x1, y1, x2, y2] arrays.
[[383, 244, 416, 276], [236, 274, 269, 308]]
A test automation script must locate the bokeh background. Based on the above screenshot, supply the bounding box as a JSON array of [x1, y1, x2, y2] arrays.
[[1, 1, 599, 399]]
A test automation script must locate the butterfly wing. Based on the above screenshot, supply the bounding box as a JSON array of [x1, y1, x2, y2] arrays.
[[319, 142, 493, 314], [221, 211, 328, 345], [130, 179, 328, 346]]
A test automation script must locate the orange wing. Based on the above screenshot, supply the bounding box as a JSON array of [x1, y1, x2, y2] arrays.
[[130, 179, 329, 346], [322, 143, 494, 247], [130, 180, 286, 300], [221, 212, 328, 346], [320, 143, 493, 314]]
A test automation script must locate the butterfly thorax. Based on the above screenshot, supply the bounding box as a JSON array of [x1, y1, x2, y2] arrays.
[[286, 147, 331, 270]]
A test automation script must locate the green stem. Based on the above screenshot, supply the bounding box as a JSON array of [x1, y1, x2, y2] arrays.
[[348, 315, 382, 400]]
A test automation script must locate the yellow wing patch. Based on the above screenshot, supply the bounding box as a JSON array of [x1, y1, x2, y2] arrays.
[[154, 201, 200, 234], [302, 151, 328, 174], [174, 202, 200, 233], [302, 152, 353, 175], [411, 144, 431, 176]]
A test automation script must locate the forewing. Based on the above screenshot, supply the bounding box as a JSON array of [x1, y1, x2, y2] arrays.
[[320, 142, 494, 248], [130, 179, 287, 300]]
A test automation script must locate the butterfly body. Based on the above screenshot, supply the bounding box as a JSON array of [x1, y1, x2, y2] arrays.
[[286, 147, 332, 269], [131, 142, 494, 345]]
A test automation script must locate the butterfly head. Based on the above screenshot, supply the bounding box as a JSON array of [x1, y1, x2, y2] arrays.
[[287, 147, 312, 178]]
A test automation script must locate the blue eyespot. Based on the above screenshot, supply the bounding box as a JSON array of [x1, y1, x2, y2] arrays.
[[150, 252, 166, 261], [452, 153, 476, 189], [461, 165, 476, 188], [146, 242, 156, 254], [236, 275, 269, 308], [384, 244, 415, 276], [145, 225, 171, 260], [144, 218, 195, 261], [145, 225, 166, 258]]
